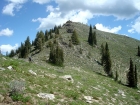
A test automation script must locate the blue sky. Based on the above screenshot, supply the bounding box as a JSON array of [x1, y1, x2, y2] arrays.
[[0, 0, 140, 55]]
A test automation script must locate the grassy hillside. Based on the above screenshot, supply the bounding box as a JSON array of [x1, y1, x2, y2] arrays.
[[0, 21, 140, 104]]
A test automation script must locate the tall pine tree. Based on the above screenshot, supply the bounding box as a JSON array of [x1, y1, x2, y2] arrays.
[[104, 43, 112, 77], [92, 32, 97, 45], [127, 58, 136, 87], [88, 25, 92, 45], [49, 43, 64, 66], [138, 46, 140, 56], [134, 65, 138, 88], [101, 43, 105, 65], [101, 43, 112, 77], [45, 30, 49, 41]]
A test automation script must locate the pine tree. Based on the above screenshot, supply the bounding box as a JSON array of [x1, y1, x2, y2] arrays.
[[45, 30, 49, 41], [9, 49, 15, 57], [39, 30, 45, 45], [134, 65, 138, 88], [93, 32, 97, 45], [49, 43, 64, 66], [127, 58, 136, 87], [138, 46, 140, 56], [36, 38, 42, 51], [34, 31, 45, 50], [93, 25, 96, 29], [88, 25, 92, 44], [103, 43, 112, 77], [101, 43, 105, 65], [25, 36, 31, 55], [71, 30, 80, 45]]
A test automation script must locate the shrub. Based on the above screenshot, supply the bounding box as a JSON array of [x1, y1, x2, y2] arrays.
[[9, 80, 30, 103]]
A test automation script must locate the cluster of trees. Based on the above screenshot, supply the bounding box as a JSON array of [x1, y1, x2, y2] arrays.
[[127, 58, 137, 88], [7, 36, 31, 58], [49, 40, 64, 66], [88, 25, 97, 46], [101, 43, 112, 77], [18, 36, 31, 58], [138, 46, 140, 56], [8, 25, 61, 58]]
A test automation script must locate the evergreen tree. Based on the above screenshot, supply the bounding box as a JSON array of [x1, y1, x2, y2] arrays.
[[19, 43, 25, 58], [36, 38, 42, 51], [101, 43, 105, 65], [102, 43, 112, 77], [39, 30, 45, 45], [92, 32, 97, 45], [45, 30, 49, 41], [9, 49, 15, 57], [49, 29, 53, 39], [138, 46, 140, 56], [71, 30, 80, 45], [56, 28, 59, 34], [93, 25, 96, 29], [127, 58, 136, 87], [49, 43, 64, 66], [134, 65, 138, 88], [25, 36, 31, 54], [34, 31, 45, 50], [88, 25, 92, 44]]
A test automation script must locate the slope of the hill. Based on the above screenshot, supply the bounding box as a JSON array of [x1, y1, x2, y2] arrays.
[[31, 21, 140, 86], [0, 21, 140, 104], [0, 55, 140, 105]]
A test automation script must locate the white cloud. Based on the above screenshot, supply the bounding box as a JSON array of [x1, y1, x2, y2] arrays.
[[46, 5, 59, 12], [55, 0, 140, 20], [33, 0, 51, 4], [32, 0, 140, 30], [2, 0, 27, 16], [32, 10, 93, 30], [0, 28, 14, 36], [0, 44, 18, 54], [2, 3, 15, 16], [95, 23, 122, 33], [128, 17, 140, 34]]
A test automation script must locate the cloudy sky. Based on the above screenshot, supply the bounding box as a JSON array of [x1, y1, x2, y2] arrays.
[[0, 0, 140, 54]]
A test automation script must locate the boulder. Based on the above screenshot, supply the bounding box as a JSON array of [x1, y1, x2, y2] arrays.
[[84, 96, 93, 103], [37, 93, 55, 100], [0, 67, 5, 71], [59, 75, 74, 83], [29, 70, 37, 76], [7, 66, 12, 70]]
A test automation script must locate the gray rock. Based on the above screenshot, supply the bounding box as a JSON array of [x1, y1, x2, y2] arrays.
[[0, 67, 5, 71], [37, 93, 55, 100], [0, 94, 4, 102], [7, 66, 12, 70], [29, 70, 37, 76], [84, 96, 93, 103], [59, 75, 74, 83]]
